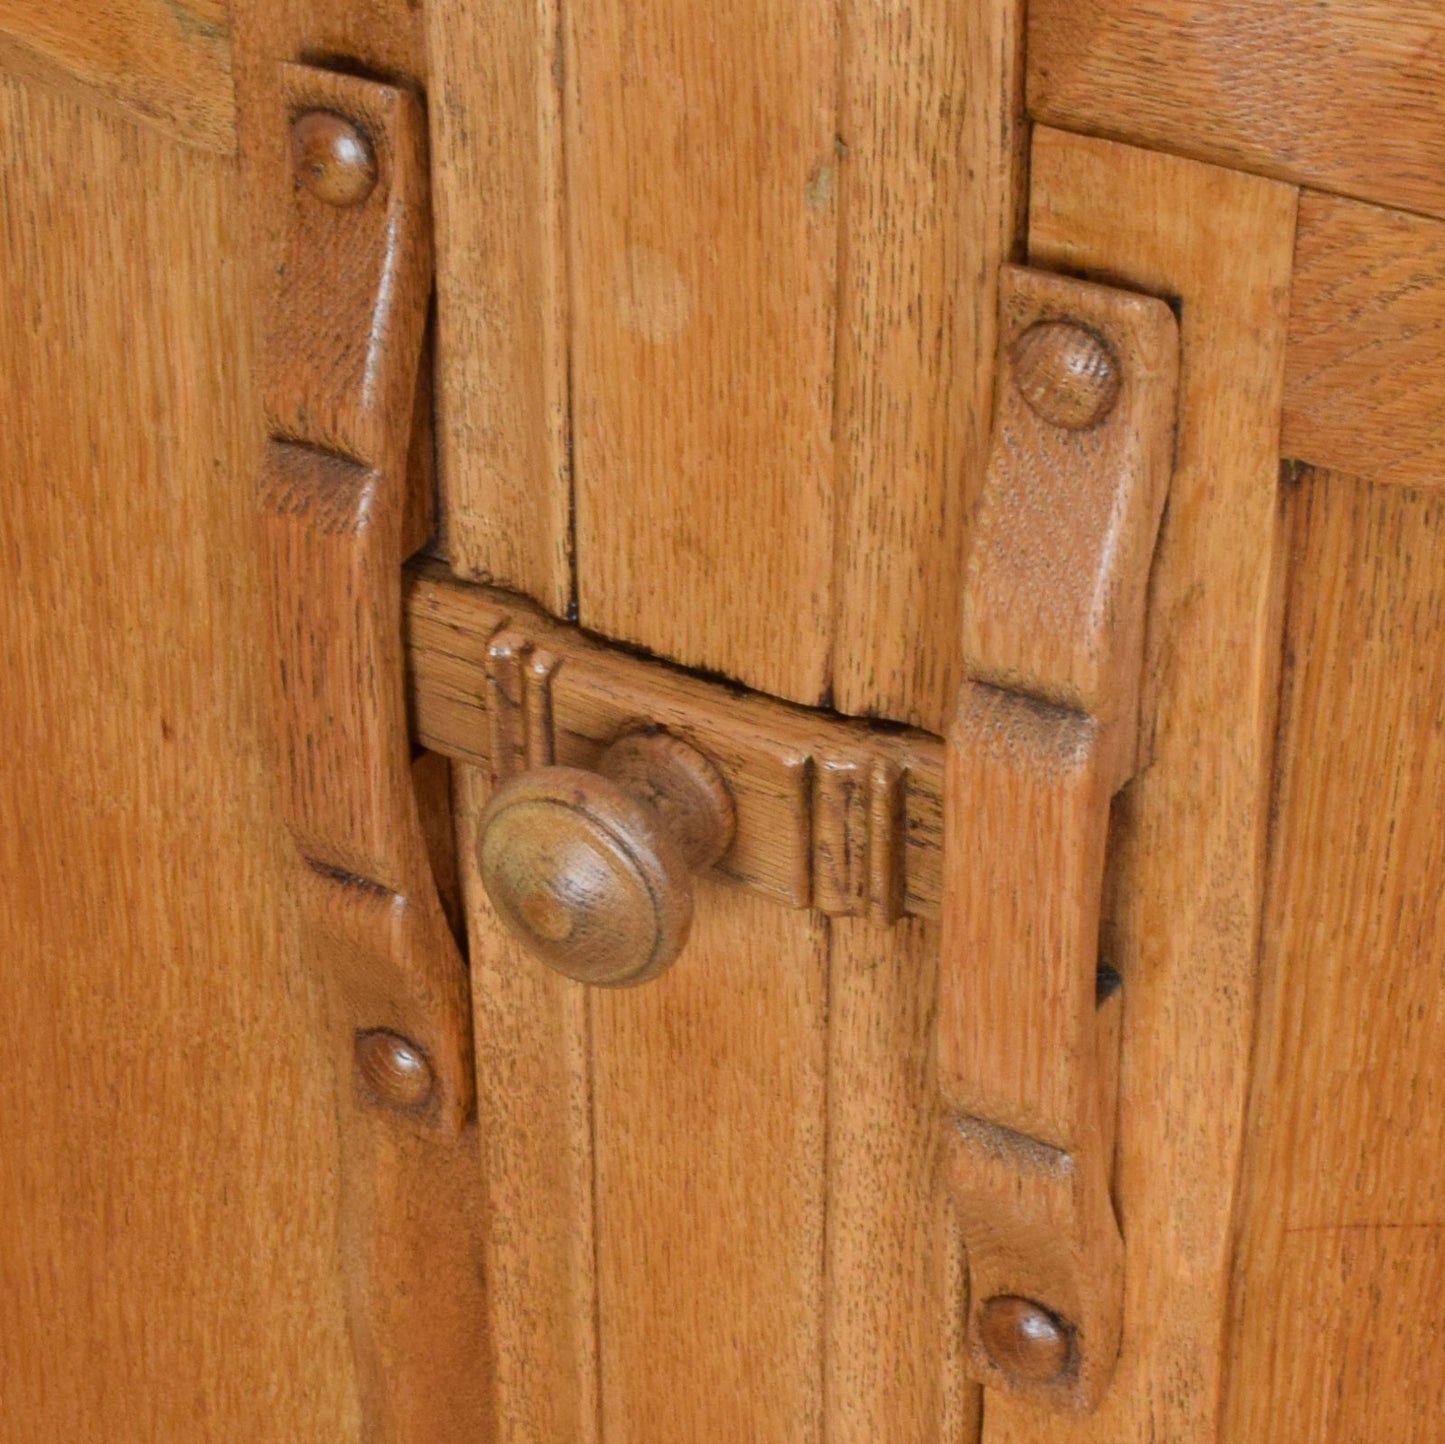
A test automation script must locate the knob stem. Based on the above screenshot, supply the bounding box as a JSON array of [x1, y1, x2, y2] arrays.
[[596, 730, 734, 873]]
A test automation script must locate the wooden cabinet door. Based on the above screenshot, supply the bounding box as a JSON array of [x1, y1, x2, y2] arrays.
[[4, 2, 1445, 1441]]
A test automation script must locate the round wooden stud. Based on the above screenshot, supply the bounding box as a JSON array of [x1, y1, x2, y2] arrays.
[[1011, 319, 1121, 430], [289, 110, 378, 208], [476, 732, 733, 987], [355, 1029, 434, 1111], [978, 1295, 1074, 1384]]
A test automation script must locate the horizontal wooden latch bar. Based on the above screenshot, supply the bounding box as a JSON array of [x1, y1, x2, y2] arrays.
[[402, 558, 947, 923]]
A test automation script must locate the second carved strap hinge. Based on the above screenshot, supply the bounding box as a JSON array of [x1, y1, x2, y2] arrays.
[[940, 264, 1180, 1413]]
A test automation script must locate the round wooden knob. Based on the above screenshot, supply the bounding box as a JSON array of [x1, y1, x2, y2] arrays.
[[477, 731, 735, 986]]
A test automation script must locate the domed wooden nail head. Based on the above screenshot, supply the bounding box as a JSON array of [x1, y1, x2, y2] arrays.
[[289, 109, 378, 208], [978, 1295, 1074, 1385], [1011, 319, 1121, 430], [355, 1029, 434, 1111], [477, 730, 735, 987]]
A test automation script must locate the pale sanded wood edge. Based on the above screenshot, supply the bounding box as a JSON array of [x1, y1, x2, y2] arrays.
[[403, 559, 947, 923], [1282, 190, 1445, 490], [0, 5, 235, 153], [1027, 0, 1445, 223]]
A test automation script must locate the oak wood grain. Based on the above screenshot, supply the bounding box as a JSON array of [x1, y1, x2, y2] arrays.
[[831, 0, 1024, 732], [0, 74, 358, 1438], [943, 268, 1179, 1413], [994, 128, 1296, 1442], [825, 918, 981, 1444], [565, 0, 838, 704], [456, 765, 601, 1444], [0, 0, 234, 151], [476, 731, 735, 987], [424, 0, 572, 611], [1029, 0, 1445, 220], [230, 0, 429, 295], [590, 886, 829, 1442], [1283, 193, 1445, 490], [821, 12, 1022, 1431], [1224, 473, 1445, 1441]]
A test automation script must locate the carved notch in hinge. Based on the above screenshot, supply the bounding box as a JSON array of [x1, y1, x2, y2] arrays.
[[940, 265, 1179, 1413]]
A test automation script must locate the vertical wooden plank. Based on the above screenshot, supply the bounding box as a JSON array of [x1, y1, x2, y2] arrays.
[[1224, 474, 1445, 1442], [566, 0, 839, 705], [231, 23, 495, 1438], [832, 0, 1023, 733], [426, 0, 573, 611], [984, 130, 1296, 1442], [560, 12, 842, 1417], [455, 766, 600, 1444], [826, 9, 1017, 1431], [591, 887, 828, 1441], [0, 77, 358, 1438], [826, 918, 981, 1443]]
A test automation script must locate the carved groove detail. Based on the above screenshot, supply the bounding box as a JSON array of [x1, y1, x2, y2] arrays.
[[810, 752, 904, 921], [485, 631, 562, 784]]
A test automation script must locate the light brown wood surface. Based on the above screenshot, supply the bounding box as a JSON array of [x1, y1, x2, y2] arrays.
[[565, 0, 838, 705], [826, 918, 979, 1444], [0, 74, 358, 1438], [431, 0, 1023, 728], [590, 889, 830, 1441], [1029, 0, 1445, 220], [457, 765, 600, 1443], [1283, 193, 1445, 491], [16, 3, 1445, 1437], [831, 0, 1023, 731], [476, 731, 735, 986], [1224, 472, 1445, 1441], [822, 14, 1020, 1429], [0, 0, 234, 151], [437, 8, 1023, 1430], [1005, 128, 1296, 1443], [457, 862, 977, 1443], [424, 0, 572, 612], [245, 58, 490, 1440], [229, 0, 429, 274], [457, 767, 833, 1443]]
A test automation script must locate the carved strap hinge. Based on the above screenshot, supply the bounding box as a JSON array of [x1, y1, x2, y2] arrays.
[[245, 58, 488, 1438], [255, 63, 472, 1125], [939, 265, 1179, 1412]]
